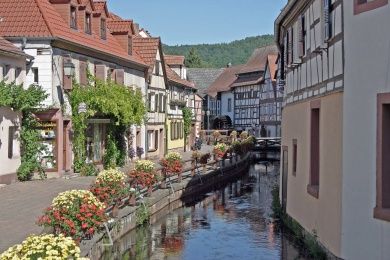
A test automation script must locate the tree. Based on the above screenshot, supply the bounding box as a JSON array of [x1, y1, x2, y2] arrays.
[[185, 48, 203, 68], [181, 107, 193, 152]]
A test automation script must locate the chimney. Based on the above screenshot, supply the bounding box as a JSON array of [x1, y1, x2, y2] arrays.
[[128, 35, 133, 55], [133, 23, 140, 35]]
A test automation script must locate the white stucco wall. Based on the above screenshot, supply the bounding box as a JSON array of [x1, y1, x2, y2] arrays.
[[342, 2, 390, 260]]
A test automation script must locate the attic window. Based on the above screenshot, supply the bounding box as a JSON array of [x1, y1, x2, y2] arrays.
[[85, 13, 92, 34], [101, 18, 107, 40], [70, 6, 77, 29]]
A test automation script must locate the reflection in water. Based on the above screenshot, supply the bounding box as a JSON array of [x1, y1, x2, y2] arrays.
[[101, 163, 308, 260]]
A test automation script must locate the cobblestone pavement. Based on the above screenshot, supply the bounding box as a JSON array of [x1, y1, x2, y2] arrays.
[[0, 177, 95, 253]]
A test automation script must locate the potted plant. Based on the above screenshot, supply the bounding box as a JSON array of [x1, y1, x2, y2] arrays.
[[136, 146, 144, 159], [199, 153, 211, 173], [230, 130, 237, 142], [127, 187, 137, 206], [0, 234, 84, 259], [191, 151, 202, 176], [37, 190, 106, 242], [129, 160, 157, 196], [129, 147, 136, 162], [212, 130, 221, 144], [240, 131, 249, 140], [213, 143, 228, 160], [90, 169, 127, 208], [160, 152, 184, 183]]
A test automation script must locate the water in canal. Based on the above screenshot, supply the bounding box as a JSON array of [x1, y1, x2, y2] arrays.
[[102, 162, 308, 260]]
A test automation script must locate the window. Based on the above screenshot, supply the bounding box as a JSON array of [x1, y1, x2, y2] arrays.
[[100, 19, 107, 40], [147, 130, 158, 152], [8, 126, 16, 159], [148, 93, 154, 112], [299, 14, 306, 57], [292, 139, 297, 176], [354, 0, 388, 14], [323, 0, 332, 42], [15, 67, 21, 84], [32, 67, 39, 84], [155, 61, 160, 76], [155, 94, 159, 112], [228, 98, 232, 112], [85, 13, 92, 34], [70, 6, 77, 29], [375, 93, 390, 221], [308, 100, 321, 198], [4, 65, 10, 79]]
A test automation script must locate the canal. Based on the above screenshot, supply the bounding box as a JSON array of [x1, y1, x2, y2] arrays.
[[101, 162, 308, 260]]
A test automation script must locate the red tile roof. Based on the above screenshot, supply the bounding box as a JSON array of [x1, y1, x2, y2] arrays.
[[267, 54, 278, 81], [206, 64, 245, 97], [231, 73, 263, 88], [164, 55, 185, 66], [132, 37, 160, 72], [0, 0, 147, 68], [0, 36, 28, 57], [165, 64, 195, 89], [92, 1, 109, 17], [107, 20, 133, 35], [239, 45, 278, 74]]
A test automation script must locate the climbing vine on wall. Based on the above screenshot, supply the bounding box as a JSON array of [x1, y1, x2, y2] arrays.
[[181, 107, 193, 151], [0, 81, 48, 181], [68, 75, 146, 172]]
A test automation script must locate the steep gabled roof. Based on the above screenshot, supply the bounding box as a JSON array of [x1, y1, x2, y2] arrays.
[[187, 68, 225, 96], [164, 55, 185, 66], [0, 36, 29, 57], [206, 65, 245, 98], [0, 0, 147, 68], [107, 20, 134, 35], [239, 45, 278, 74], [267, 54, 278, 82], [165, 64, 195, 89], [132, 37, 160, 71]]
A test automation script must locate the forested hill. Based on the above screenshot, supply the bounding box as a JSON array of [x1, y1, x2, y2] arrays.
[[163, 35, 275, 68]]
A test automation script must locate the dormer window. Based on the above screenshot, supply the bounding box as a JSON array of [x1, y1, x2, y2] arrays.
[[70, 6, 77, 29], [100, 18, 107, 40], [85, 13, 92, 34]]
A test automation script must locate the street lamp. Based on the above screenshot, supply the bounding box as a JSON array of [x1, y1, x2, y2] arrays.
[[78, 102, 87, 114], [63, 59, 75, 78], [206, 110, 210, 131]]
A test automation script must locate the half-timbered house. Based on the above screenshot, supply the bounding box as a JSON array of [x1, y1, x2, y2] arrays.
[[275, 0, 344, 258], [232, 46, 278, 136], [133, 36, 168, 159], [165, 60, 196, 152]]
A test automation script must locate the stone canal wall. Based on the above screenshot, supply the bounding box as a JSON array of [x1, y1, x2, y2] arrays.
[[81, 155, 251, 259]]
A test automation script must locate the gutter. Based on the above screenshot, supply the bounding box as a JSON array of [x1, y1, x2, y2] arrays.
[[274, 0, 298, 50]]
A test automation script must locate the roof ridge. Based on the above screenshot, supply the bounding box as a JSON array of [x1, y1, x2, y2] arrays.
[[33, 0, 54, 36]]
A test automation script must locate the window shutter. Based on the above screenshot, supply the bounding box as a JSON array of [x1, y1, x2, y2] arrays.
[[115, 69, 124, 85], [298, 15, 304, 58], [63, 58, 72, 90], [323, 0, 331, 42], [95, 64, 105, 81], [148, 93, 153, 112], [79, 61, 88, 86], [288, 28, 293, 65], [163, 95, 167, 112], [155, 130, 159, 149], [159, 93, 163, 112], [155, 94, 159, 112], [171, 122, 174, 140]]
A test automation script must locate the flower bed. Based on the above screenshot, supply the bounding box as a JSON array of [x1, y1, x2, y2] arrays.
[[90, 169, 127, 206], [135, 160, 155, 173], [37, 190, 106, 242], [213, 143, 229, 159], [160, 152, 183, 177], [0, 234, 87, 260]]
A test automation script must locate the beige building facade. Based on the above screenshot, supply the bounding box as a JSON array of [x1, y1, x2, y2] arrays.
[[275, 0, 344, 257]]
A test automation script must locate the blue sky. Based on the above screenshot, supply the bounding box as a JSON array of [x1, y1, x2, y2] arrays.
[[107, 0, 287, 46]]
